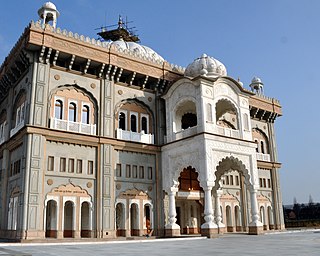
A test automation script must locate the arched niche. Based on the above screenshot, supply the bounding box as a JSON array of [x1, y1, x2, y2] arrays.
[[173, 98, 197, 132]]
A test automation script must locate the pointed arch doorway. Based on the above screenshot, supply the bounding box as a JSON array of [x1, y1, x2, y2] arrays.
[[176, 166, 204, 234]]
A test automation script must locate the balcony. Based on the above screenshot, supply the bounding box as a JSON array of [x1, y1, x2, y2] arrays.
[[0, 136, 4, 145], [51, 118, 96, 135], [215, 126, 240, 139], [173, 126, 197, 140], [256, 153, 271, 162], [10, 121, 25, 137], [116, 128, 154, 144]]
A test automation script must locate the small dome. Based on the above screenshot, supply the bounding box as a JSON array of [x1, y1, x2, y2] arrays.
[[185, 53, 227, 78], [110, 40, 164, 62], [43, 2, 57, 10], [38, 2, 60, 17], [251, 76, 263, 84]]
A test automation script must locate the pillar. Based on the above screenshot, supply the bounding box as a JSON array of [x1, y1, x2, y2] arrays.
[[165, 188, 180, 237], [214, 189, 225, 233], [249, 189, 263, 234], [201, 186, 218, 238], [73, 204, 79, 238], [89, 205, 93, 238]]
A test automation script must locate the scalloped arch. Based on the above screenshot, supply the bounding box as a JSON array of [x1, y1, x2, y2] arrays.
[[213, 156, 253, 190], [167, 151, 204, 191], [114, 98, 154, 120], [215, 97, 239, 119], [48, 84, 98, 108]]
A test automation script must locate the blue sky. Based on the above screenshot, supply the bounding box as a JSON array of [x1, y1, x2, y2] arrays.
[[0, 0, 319, 204]]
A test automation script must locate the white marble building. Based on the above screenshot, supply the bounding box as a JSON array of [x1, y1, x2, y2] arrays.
[[0, 2, 284, 241]]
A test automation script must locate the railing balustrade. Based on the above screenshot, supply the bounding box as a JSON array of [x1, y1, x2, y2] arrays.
[[116, 128, 154, 144], [51, 118, 96, 135]]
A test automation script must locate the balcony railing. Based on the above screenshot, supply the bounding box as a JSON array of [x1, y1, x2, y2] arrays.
[[51, 118, 96, 135], [173, 126, 197, 140], [116, 128, 154, 144], [0, 136, 5, 145], [256, 153, 271, 162], [10, 121, 25, 137], [215, 126, 240, 139]]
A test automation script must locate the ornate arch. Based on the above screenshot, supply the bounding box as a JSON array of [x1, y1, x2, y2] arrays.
[[12, 89, 27, 108], [215, 97, 239, 120], [213, 156, 253, 191], [164, 151, 204, 191], [114, 98, 154, 120], [48, 84, 98, 107], [12, 89, 27, 121], [173, 96, 197, 115], [252, 128, 269, 153], [48, 84, 99, 123]]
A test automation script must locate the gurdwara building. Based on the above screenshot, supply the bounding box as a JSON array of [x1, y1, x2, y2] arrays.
[[0, 2, 284, 240]]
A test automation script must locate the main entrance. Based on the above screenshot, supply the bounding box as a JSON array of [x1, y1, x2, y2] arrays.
[[176, 166, 204, 234]]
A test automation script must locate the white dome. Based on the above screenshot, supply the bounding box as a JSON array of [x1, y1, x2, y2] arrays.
[[43, 2, 57, 10], [110, 40, 164, 62], [184, 53, 227, 78], [38, 2, 60, 17], [251, 76, 263, 84]]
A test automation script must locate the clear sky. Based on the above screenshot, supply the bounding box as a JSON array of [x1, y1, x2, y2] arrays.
[[0, 0, 319, 205]]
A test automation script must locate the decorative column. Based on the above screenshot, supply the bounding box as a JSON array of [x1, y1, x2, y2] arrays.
[[165, 186, 180, 237], [214, 189, 225, 233], [249, 189, 263, 234], [201, 185, 218, 238], [57, 202, 64, 239], [73, 204, 80, 238], [89, 205, 93, 238]]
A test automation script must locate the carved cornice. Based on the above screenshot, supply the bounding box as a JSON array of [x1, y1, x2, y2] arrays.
[[257, 160, 282, 169], [26, 21, 182, 82], [249, 94, 282, 118]]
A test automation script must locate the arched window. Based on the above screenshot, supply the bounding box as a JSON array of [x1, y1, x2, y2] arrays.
[[141, 116, 148, 133], [55, 100, 63, 119], [215, 99, 238, 130], [69, 102, 77, 122], [119, 112, 126, 130], [181, 113, 197, 129], [243, 113, 249, 130], [15, 102, 25, 127], [82, 105, 89, 124], [206, 103, 212, 122], [252, 128, 269, 154], [255, 140, 259, 152], [261, 141, 265, 154], [130, 114, 137, 132]]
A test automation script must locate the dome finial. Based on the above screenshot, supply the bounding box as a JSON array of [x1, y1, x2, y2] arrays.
[[38, 2, 60, 28]]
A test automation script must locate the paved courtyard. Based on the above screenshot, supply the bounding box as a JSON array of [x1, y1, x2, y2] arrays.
[[0, 230, 320, 256]]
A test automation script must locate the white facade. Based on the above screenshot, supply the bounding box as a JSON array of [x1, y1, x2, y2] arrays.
[[0, 3, 284, 241]]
